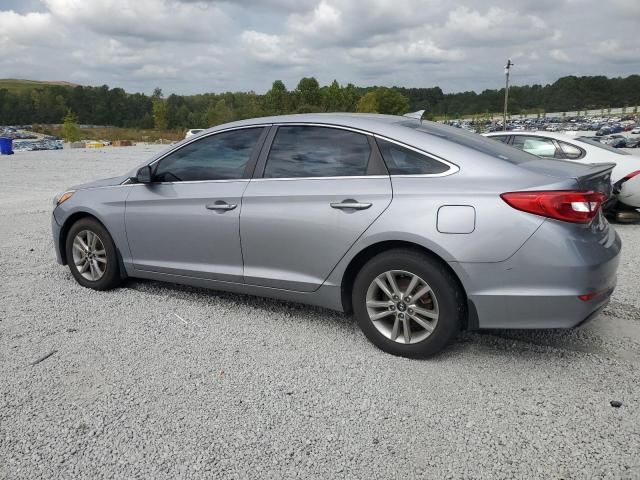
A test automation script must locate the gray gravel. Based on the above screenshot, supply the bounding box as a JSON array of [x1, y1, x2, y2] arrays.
[[1, 145, 639, 479]]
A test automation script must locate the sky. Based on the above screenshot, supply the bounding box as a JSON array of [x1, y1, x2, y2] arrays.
[[1, 0, 639, 96]]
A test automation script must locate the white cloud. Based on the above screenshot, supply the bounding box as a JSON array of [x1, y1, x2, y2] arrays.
[[240, 30, 310, 66], [442, 6, 547, 46], [0, 0, 638, 94], [549, 49, 570, 62], [596, 39, 639, 63], [42, 0, 229, 42], [0, 10, 62, 47], [132, 64, 179, 79], [288, 0, 341, 37], [348, 40, 464, 63]]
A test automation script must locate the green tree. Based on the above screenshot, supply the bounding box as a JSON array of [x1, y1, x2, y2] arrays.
[[207, 99, 233, 126], [356, 88, 409, 115], [61, 110, 81, 142], [152, 101, 168, 130], [356, 91, 379, 113], [151, 86, 168, 130], [264, 80, 290, 114], [323, 80, 344, 111], [296, 77, 321, 108], [376, 88, 410, 115]]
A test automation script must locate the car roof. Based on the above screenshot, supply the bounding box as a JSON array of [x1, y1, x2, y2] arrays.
[[199, 113, 547, 169]]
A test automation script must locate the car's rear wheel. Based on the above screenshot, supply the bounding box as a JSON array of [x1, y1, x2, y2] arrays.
[[352, 249, 464, 358], [65, 218, 121, 290]]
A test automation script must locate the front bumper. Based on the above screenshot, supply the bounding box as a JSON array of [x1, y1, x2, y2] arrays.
[[51, 211, 64, 265], [451, 219, 621, 329]]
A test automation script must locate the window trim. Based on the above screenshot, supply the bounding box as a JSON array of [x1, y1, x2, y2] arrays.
[[556, 140, 586, 160], [253, 123, 458, 180]]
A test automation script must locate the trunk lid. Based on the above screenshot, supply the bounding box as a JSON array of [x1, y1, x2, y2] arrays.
[[518, 159, 614, 197]]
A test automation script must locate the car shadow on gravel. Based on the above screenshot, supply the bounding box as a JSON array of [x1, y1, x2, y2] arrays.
[[120, 277, 358, 328], [118, 278, 640, 362]]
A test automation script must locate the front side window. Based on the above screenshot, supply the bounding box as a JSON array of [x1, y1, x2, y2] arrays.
[[263, 126, 371, 178], [154, 128, 264, 182], [511, 136, 560, 158], [376, 138, 450, 175]]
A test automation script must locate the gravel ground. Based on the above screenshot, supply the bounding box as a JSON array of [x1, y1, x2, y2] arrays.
[[1, 145, 639, 479]]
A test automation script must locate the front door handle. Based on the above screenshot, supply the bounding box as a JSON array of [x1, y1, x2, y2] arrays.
[[206, 201, 237, 211], [330, 200, 372, 210]]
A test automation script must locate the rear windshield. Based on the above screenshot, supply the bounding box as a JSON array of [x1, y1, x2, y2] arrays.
[[396, 120, 536, 164], [575, 137, 629, 155]]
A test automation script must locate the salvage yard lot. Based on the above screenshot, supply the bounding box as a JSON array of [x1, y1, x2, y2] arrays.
[[1, 145, 639, 479]]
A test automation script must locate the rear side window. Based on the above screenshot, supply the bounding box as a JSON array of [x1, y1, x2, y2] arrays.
[[558, 141, 584, 160], [511, 136, 561, 158], [376, 138, 449, 175], [489, 135, 510, 144], [154, 128, 264, 181], [264, 126, 371, 178]]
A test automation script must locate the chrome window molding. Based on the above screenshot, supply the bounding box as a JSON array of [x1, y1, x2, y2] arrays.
[[122, 121, 460, 185], [249, 175, 389, 182]]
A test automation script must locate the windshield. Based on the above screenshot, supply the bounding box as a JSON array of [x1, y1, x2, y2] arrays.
[[397, 119, 536, 165], [576, 137, 629, 155]]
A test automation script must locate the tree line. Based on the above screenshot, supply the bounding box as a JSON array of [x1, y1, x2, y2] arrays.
[[0, 74, 638, 129]]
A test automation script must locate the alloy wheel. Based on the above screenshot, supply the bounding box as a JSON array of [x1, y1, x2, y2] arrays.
[[365, 270, 439, 344], [71, 230, 107, 281]]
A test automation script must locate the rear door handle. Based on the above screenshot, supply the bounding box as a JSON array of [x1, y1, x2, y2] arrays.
[[330, 200, 372, 210], [206, 201, 237, 211]]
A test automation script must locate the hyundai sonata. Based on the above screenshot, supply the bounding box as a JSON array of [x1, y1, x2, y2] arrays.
[[52, 114, 621, 357]]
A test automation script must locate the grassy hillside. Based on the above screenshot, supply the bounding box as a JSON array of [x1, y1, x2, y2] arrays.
[[0, 79, 78, 92]]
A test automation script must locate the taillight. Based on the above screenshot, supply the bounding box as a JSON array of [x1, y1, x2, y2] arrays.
[[501, 190, 607, 223], [622, 170, 640, 182]]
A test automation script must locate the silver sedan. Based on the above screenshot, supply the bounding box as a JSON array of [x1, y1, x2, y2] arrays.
[[52, 114, 621, 357]]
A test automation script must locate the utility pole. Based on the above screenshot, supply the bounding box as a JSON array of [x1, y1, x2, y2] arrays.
[[503, 59, 514, 131]]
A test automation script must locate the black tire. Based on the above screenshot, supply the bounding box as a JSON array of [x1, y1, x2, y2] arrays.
[[65, 217, 121, 290], [352, 249, 464, 358]]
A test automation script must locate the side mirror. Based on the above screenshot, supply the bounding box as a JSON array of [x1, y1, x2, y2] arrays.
[[136, 165, 153, 183]]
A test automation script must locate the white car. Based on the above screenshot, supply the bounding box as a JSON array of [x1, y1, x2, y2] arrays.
[[484, 131, 640, 222], [184, 129, 204, 139], [631, 126, 640, 134]]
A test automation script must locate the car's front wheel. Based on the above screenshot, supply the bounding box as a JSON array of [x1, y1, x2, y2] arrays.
[[352, 249, 464, 358], [65, 217, 121, 290]]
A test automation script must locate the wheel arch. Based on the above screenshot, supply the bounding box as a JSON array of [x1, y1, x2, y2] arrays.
[[58, 212, 127, 279], [340, 240, 476, 329]]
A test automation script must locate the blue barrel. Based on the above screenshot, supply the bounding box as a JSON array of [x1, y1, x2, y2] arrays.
[[0, 137, 14, 155]]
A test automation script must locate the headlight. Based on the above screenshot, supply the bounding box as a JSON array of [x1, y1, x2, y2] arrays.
[[53, 190, 75, 207]]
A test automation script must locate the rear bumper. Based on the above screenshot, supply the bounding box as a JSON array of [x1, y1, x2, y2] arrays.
[[451, 220, 621, 329]]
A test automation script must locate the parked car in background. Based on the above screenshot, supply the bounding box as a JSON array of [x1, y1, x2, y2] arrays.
[[624, 137, 640, 148], [610, 138, 628, 148], [631, 126, 640, 134], [601, 134, 626, 146], [51, 114, 621, 357], [184, 129, 204, 139], [484, 131, 640, 222]]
